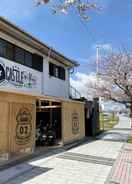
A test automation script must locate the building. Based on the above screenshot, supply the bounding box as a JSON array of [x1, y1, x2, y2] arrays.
[[0, 17, 85, 162]]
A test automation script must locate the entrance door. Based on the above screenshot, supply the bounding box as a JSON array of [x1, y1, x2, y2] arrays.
[[36, 100, 62, 146]]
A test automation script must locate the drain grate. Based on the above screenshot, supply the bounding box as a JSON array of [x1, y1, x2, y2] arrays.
[[57, 152, 115, 166]]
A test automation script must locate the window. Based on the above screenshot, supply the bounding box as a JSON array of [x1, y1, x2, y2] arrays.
[[14, 46, 25, 65], [32, 54, 43, 72], [59, 66, 65, 80], [6, 43, 14, 60], [0, 38, 14, 60], [0, 39, 6, 58], [49, 62, 54, 76], [0, 38, 43, 72], [25, 51, 32, 67], [49, 62, 65, 80], [54, 66, 59, 78]]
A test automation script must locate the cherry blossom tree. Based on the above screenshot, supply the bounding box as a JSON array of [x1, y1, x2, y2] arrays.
[[93, 48, 132, 126], [36, 0, 102, 21]]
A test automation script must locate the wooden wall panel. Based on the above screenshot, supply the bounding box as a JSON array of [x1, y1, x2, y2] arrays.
[[0, 91, 35, 104], [9, 103, 36, 153], [62, 101, 85, 144], [0, 91, 36, 155], [0, 102, 9, 153]]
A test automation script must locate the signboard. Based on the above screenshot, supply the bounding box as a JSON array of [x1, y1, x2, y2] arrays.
[[72, 111, 80, 134], [16, 107, 32, 145], [0, 57, 42, 94]]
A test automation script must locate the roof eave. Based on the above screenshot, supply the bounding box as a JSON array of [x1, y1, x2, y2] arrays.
[[0, 16, 79, 67]]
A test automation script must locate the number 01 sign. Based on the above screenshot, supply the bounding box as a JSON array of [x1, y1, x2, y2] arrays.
[[72, 111, 79, 134]]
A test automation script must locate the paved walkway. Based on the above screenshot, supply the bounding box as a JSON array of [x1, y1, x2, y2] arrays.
[[98, 115, 132, 142], [0, 115, 131, 184], [114, 115, 131, 129], [109, 143, 132, 184], [0, 140, 123, 184]]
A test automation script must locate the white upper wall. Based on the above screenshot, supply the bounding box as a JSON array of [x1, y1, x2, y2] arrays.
[[42, 58, 70, 99], [0, 31, 71, 99]]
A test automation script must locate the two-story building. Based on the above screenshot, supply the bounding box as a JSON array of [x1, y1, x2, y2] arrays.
[[0, 17, 85, 162]]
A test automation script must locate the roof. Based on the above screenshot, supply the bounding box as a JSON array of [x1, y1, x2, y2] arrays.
[[0, 16, 79, 67]]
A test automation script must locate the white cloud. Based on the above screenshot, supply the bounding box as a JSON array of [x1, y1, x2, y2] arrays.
[[70, 72, 98, 99], [70, 72, 109, 100], [105, 44, 112, 50], [101, 44, 112, 50]]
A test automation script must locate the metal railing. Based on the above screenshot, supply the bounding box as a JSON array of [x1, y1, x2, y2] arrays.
[[69, 85, 81, 99]]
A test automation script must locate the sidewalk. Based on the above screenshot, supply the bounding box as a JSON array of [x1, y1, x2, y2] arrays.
[[0, 115, 131, 184], [98, 115, 132, 142], [106, 143, 132, 184], [106, 115, 132, 184], [0, 140, 123, 184], [114, 115, 131, 129]]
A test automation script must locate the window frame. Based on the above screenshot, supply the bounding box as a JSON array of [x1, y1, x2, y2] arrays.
[[0, 38, 14, 60], [25, 50, 32, 68], [14, 46, 25, 65], [49, 62, 66, 81], [0, 37, 43, 72]]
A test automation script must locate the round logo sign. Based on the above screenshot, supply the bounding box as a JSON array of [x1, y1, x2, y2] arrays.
[[0, 63, 5, 83], [16, 108, 32, 145]]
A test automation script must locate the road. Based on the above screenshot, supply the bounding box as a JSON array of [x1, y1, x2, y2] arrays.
[[0, 115, 131, 184]]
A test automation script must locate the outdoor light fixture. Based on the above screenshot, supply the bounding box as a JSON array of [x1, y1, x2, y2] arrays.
[[36, 0, 102, 21]]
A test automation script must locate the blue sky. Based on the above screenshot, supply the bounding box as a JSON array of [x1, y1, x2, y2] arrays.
[[0, 0, 132, 74]]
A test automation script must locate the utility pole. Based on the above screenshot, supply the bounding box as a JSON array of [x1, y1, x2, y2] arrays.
[[96, 45, 104, 130], [96, 45, 100, 77]]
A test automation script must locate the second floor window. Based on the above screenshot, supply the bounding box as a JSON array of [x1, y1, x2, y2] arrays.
[[49, 62, 66, 80], [15, 46, 25, 65], [0, 38, 43, 72], [25, 51, 32, 67], [54, 67, 59, 78], [0, 38, 14, 60]]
